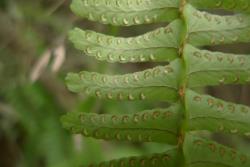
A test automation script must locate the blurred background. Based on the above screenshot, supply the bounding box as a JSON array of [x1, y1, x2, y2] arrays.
[[0, 0, 250, 167]]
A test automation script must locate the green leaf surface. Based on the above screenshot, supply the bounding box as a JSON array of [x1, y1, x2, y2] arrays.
[[184, 45, 250, 87], [65, 59, 181, 102], [184, 133, 250, 167], [82, 148, 179, 167], [184, 5, 250, 46], [189, 0, 250, 13], [61, 105, 181, 144], [69, 20, 183, 63], [185, 90, 250, 138], [70, 0, 180, 26]]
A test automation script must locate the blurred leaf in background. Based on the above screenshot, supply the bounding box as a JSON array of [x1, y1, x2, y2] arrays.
[[0, 0, 102, 166]]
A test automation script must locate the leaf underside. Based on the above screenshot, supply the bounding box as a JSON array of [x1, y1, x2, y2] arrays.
[[61, 105, 181, 144], [85, 147, 179, 167], [189, 0, 250, 13], [69, 20, 183, 63], [184, 134, 250, 167], [65, 59, 181, 102], [184, 45, 250, 87], [64, 0, 250, 167], [185, 90, 250, 137], [71, 0, 180, 26], [184, 5, 250, 46]]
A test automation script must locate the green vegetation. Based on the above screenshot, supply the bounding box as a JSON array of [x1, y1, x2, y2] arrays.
[[62, 0, 250, 166], [1, 0, 250, 167]]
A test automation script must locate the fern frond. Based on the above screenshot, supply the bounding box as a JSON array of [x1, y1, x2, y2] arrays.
[[71, 0, 180, 26], [189, 0, 250, 13], [61, 105, 181, 144], [69, 20, 183, 63], [65, 60, 181, 102], [186, 90, 250, 137], [184, 45, 250, 87], [64, 0, 250, 166], [184, 134, 250, 167], [184, 5, 250, 46], [82, 147, 179, 167]]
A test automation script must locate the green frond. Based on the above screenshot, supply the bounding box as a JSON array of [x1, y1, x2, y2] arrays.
[[65, 59, 181, 102], [189, 0, 250, 13], [69, 19, 183, 63], [185, 90, 250, 137], [184, 5, 250, 46], [70, 0, 180, 26], [82, 147, 179, 167], [184, 45, 250, 87], [61, 105, 181, 144], [63, 0, 250, 166], [184, 133, 250, 167]]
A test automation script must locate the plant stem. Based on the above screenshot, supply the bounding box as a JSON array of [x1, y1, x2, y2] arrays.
[[177, 0, 189, 166]]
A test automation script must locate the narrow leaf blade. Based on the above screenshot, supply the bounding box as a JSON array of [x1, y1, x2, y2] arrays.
[[61, 105, 181, 144], [185, 90, 250, 138], [184, 45, 250, 87], [184, 134, 250, 167], [65, 60, 181, 102], [69, 20, 183, 63], [184, 5, 250, 46], [71, 0, 180, 26], [189, 0, 250, 14], [83, 148, 179, 167]]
